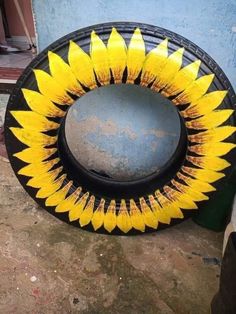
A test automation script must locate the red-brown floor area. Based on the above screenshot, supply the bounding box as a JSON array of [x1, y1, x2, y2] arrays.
[[0, 67, 23, 81]]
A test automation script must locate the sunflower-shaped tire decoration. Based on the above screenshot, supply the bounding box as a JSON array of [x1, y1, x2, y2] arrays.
[[5, 22, 236, 235]]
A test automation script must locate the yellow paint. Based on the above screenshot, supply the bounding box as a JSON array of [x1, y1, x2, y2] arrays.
[[26, 166, 63, 188], [104, 200, 117, 233], [151, 48, 184, 92], [182, 166, 224, 183], [162, 186, 198, 210], [90, 31, 111, 85], [148, 195, 171, 224], [45, 181, 73, 206], [11, 111, 59, 132], [173, 74, 214, 105], [18, 158, 60, 177], [10, 127, 57, 147], [69, 192, 89, 221], [34, 69, 73, 105], [155, 190, 184, 218], [182, 90, 227, 118], [141, 38, 168, 86], [79, 195, 95, 227], [68, 40, 97, 89], [117, 199, 132, 233], [188, 126, 236, 143], [107, 27, 127, 84], [189, 142, 236, 157], [55, 187, 82, 212], [22, 89, 65, 118], [13, 147, 57, 163], [48, 51, 85, 96], [91, 199, 105, 231], [126, 28, 145, 83], [36, 174, 66, 199], [186, 155, 230, 171], [171, 179, 209, 201], [129, 199, 145, 232], [162, 60, 201, 97], [139, 197, 158, 229], [177, 172, 216, 193], [186, 110, 233, 129]]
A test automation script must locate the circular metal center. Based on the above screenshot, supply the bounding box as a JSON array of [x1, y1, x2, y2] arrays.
[[65, 84, 181, 181]]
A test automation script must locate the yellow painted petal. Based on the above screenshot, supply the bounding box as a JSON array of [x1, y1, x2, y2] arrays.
[[177, 172, 215, 193], [26, 166, 63, 188], [139, 197, 158, 229], [10, 127, 57, 147], [36, 174, 66, 199], [79, 195, 95, 227], [173, 74, 214, 105], [117, 199, 132, 233], [48, 51, 84, 96], [129, 199, 145, 232], [148, 195, 171, 224], [34, 69, 73, 105], [22, 89, 65, 118], [107, 27, 127, 84], [18, 158, 60, 177], [141, 38, 168, 86], [11, 111, 59, 132], [90, 31, 111, 85], [104, 200, 117, 233], [189, 142, 236, 157], [69, 192, 89, 221], [182, 166, 224, 183], [188, 126, 236, 143], [151, 48, 184, 92], [55, 187, 82, 212], [171, 179, 208, 201], [68, 40, 97, 89], [162, 186, 197, 210], [126, 28, 145, 83], [186, 110, 233, 130], [45, 181, 73, 206], [182, 91, 227, 118], [186, 155, 230, 171], [91, 199, 105, 231], [13, 147, 57, 163], [155, 190, 184, 217], [162, 60, 201, 97]]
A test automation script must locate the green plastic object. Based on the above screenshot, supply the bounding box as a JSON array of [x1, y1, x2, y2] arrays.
[[193, 172, 236, 232]]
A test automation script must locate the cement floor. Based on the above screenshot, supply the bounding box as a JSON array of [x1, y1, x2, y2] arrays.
[[0, 157, 223, 314]]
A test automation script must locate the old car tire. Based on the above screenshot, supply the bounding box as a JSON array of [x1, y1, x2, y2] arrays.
[[5, 22, 236, 235]]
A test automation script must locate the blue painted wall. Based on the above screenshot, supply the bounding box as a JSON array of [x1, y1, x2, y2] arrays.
[[65, 85, 181, 180], [32, 0, 236, 179]]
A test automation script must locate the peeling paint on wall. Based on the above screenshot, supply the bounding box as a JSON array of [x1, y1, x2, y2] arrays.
[[65, 85, 180, 180]]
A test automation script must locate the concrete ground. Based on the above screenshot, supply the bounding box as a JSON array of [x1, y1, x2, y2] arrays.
[[0, 93, 8, 126], [0, 158, 223, 314], [1, 93, 223, 313]]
